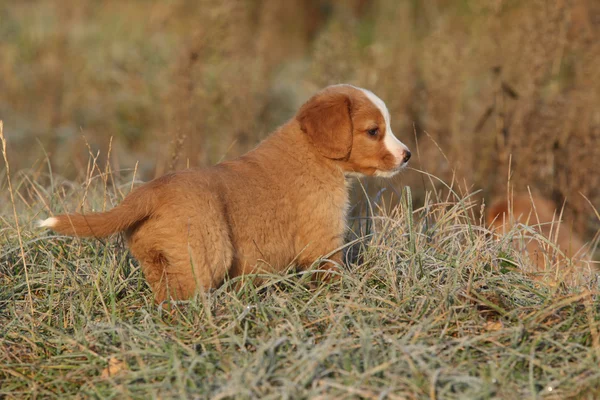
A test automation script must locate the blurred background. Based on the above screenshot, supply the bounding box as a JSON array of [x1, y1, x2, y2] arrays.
[[1, 0, 599, 241]]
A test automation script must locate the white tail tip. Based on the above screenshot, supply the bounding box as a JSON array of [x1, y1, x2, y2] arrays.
[[38, 217, 58, 228]]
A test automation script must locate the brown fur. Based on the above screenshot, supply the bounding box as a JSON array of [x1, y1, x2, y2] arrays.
[[44, 85, 410, 302], [486, 194, 591, 284]]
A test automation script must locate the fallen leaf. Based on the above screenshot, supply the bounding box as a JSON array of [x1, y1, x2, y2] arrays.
[[483, 321, 503, 332], [101, 356, 127, 378]]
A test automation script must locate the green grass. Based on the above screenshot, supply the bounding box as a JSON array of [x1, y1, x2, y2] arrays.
[[1, 171, 600, 399]]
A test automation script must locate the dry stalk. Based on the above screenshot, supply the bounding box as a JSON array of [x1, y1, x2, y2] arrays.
[[0, 120, 34, 314]]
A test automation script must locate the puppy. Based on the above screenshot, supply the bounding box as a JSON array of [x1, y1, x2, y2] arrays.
[[486, 194, 591, 284], [40, 84, 411, 302]]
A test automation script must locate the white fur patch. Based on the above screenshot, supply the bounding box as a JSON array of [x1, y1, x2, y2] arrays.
[[358, 88, 410, 162], [344, 171, 364, 179], [373, 169, 402, 178], [38, 217, 58, 228]]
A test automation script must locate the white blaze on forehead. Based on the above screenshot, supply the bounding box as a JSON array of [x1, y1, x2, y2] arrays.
[[357, 88, 409, 155], [359, 88, 391, 127]]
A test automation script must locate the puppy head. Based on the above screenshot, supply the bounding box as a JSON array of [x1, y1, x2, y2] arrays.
[[486, 194, 559, 233], [297, 84, 411, 177]]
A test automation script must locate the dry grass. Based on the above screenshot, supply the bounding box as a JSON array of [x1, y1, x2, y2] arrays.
[[1, 154, 599, 398]]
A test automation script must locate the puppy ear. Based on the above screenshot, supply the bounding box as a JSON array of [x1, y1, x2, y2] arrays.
[[297, 91, 353, 160]]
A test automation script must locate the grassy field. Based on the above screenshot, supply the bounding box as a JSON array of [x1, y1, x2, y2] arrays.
[[1, 145, 599, 398], [2, 0, 600, 398]]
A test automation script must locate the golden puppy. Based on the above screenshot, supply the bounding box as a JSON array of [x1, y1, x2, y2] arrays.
[[486, 194, 591, 284], [41, 84, 411, 302]]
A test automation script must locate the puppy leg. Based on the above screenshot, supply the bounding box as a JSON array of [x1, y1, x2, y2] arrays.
[[128, 215, 233, 303], [317, 251, 344, 282], [298, 249, 344, 284]]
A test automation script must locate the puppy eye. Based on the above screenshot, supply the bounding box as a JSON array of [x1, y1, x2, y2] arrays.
[[367, 128, 379, 136]]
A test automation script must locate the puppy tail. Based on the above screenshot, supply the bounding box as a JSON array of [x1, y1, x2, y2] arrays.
[[40, 179, 164, 238]]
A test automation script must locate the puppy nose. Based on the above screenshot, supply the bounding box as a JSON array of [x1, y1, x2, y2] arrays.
[[403, 150, 411, 163]]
